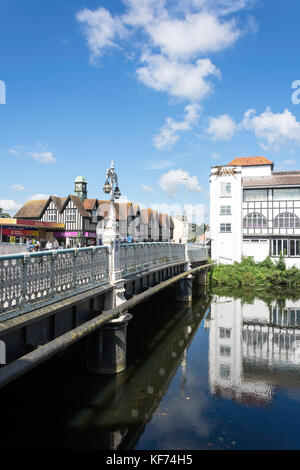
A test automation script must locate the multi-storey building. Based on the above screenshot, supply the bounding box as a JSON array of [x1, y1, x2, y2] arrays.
[[14, 176, 174, 247], [210, 156, 300, 268]]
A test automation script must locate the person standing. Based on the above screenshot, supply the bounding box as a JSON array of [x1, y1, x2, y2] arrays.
[[45, 240, 53, 250]]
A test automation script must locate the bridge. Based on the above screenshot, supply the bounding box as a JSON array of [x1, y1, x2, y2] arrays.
[[0, 241, 209, 388]]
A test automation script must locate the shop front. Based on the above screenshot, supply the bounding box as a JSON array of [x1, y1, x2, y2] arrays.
[[52, 231, 97, 247], [0, 218, 65, 248]]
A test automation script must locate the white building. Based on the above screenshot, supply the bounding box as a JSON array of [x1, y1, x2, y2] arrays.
[[206, 295, 300, 404], [210, 156, 300, 268]]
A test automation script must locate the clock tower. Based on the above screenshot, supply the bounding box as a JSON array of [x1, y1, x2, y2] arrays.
[[74, 175, 87, 201]]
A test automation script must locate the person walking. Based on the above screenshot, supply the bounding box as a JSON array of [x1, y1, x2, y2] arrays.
[[53, 239, 59, 250]]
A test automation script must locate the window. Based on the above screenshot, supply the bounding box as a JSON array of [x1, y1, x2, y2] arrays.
[[220, 223, 231, 232], [271, 239, 300, 256], [273, 188, 300, 201], [219, 364, 231, 380], [243, 189, 268, 202], [220, 205, 231, 215], [47, 210, 57, 222], [219, 328, 231, 339], [220, 182, 231, 197], [273, 212, 300, 228], [220, 345, 231, 357], [66, 208, 76, 222], [243, 212, 267, 229]]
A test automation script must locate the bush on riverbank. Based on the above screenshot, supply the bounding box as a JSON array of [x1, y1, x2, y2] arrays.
[[209, 255, 300, 288]]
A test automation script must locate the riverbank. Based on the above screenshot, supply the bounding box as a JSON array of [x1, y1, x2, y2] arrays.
[[208, 255, 300, 288]]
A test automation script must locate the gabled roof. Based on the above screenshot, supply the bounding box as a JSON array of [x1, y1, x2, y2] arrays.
[[61, 195, 91, 218], [83, 198, 98, 211], [159, 213, 170, 227], [14, 199, 49, 219], [139, 208, 150, 224], [227, 156, 273, 167]]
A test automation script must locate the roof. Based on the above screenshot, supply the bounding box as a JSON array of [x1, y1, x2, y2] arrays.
[[139, 208, 150, 224], [227, 156, 273, 167], [74, 175, 87, 183], [14, 199, 49, 219], [159, 213, 170, 227], [83, 199, 97, 211], [62, 195, 91, 218], [243, 174, 300, 187]]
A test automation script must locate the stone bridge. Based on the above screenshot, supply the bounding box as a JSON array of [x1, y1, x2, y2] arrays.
[[0, 242, 209, 388]]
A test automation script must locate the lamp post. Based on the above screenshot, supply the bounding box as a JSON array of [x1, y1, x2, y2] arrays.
[[182, 177, 189, 244], [102, 161, 121, 243]]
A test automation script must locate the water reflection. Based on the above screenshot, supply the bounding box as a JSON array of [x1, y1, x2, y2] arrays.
[[67, 295, 209, 450], [207, 294, 300, 405]]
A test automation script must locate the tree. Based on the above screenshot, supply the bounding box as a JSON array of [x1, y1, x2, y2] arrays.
[[0, 207, 11, 218]]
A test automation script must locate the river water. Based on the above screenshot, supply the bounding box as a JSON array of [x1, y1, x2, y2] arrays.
[[1, 285, 300, 450]]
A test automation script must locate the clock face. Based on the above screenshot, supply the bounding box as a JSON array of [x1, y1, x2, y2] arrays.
[[75, 184, 81, 191]]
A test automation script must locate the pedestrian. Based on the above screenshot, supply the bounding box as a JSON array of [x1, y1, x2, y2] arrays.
[[53, 239, 59, 250], [45, 240, 53, 250]]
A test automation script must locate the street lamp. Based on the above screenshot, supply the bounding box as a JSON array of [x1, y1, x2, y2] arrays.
[[102, 161, 121, 242], [182, 177, 189, 244]]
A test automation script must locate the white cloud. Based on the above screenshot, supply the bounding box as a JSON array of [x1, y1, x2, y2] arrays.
[[241, 107, 300, 150], [28, 151, 56, 164], [146, 11, 240, 60], [10, 184, 28, 192], [77, 1, 251, 100], [206, 114, 237, 141], [76, 7, 127, 65], [153, 103, 202, 149], [137, 53, 220, 101], [0, 200, 21, 213], [159, 168, 202, 198], [141, 184, 154, 192], [283, 160, 296, 165]]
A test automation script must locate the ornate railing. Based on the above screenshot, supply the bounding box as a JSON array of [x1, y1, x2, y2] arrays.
[[0, 242, 207, 321], [0, 246, 109, 320], [187, 245, 208, 262], [119, 243, 186, 277]]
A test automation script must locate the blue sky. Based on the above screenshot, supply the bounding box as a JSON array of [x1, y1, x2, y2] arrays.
[[1, 0, 300, 221]]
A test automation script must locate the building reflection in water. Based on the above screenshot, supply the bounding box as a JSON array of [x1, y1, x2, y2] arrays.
[[206, 295, 300, 405]]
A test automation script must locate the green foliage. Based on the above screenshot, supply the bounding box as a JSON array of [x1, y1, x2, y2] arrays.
[[210, 255, 300, 288], [0, 207, 11, 218]]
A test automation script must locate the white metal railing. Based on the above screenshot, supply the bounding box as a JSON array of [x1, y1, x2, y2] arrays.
[[119, 243, 186, 277], [0, 246, 109, 320], [0, 242, 207, 320], [187, 245, 208, 262], [0, 243, 27, 255]]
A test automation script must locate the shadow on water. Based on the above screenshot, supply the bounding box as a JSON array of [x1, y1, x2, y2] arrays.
[[0, 285, 210, 450]]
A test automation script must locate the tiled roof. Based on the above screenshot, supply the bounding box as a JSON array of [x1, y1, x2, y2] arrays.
[[83, 198, 97, 211], [243, 175, 300, 187], [228, 156, 273, 166], [14, 199, 49, 218]]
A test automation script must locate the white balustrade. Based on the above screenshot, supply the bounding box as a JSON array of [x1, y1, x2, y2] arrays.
[[0, 242, 207, 320]]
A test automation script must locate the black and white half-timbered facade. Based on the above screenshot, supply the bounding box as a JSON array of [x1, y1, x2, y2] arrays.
[[210, 157, 300, 268]]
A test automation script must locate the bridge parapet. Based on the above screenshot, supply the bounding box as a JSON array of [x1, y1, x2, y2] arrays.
[[0, 246, 109, 320], [187, 245, 209, 263], [119, 242, 185, 277]]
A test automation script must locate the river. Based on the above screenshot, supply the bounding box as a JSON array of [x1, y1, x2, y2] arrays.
[[0, 285, 300, 450]]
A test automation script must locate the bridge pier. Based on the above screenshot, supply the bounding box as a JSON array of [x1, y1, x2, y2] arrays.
[[196, 269, 207, 286], [86, 312, 132, 374], [176, 276, 193, 303]]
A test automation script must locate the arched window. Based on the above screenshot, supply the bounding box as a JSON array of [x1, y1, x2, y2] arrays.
[[243, 213, 267, 229], [273, 212, 300, 228]]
